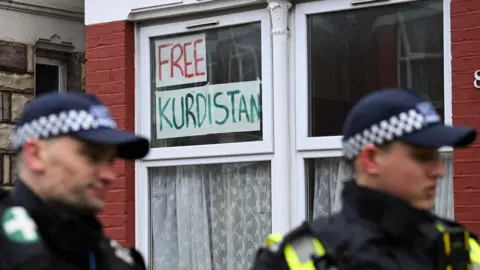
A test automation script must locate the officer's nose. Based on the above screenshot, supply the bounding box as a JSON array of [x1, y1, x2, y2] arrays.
[[430, 159, 445, 179], [96, 163, 115, 186]]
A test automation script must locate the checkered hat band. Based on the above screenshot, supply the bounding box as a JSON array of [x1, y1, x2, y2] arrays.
[[342, 108, 428, 160], [11, 109, 108, 150]]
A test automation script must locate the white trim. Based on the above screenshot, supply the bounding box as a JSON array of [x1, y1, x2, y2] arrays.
[[443, 0, 452, 125], [135, 162, 150, 263], [267, 0, 292, 235], [138, 9, 273, 160], [292, 153, 307, 226], [140, 153, 273, 168], [35, 57, 67, 93], [295, 0, 420, 15], [294, 0, 452, 151], [288, 4, 298, 229], [134, 22, 150, 261]]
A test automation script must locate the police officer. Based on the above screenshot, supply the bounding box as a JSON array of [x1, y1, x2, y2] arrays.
[[0, 92, 150, 269], [250, 88, 480, 269]]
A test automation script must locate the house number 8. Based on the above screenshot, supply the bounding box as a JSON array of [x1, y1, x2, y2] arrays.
[[475, 70, 480, 89]]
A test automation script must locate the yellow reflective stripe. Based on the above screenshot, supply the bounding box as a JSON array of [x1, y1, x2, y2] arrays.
[[284, 237, 325, 270], [469, 238, 480, 265], [284, 244, 315, 270], [265, 233, 284, 248], [264, 233, 326, 270], [312, 238, 326, 257], [436, 223, 445, 232]]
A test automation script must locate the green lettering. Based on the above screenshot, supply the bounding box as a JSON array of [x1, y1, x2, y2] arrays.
[[249, 94, 261, 123], [196, 93, 207, 127], [185, 93, 196, 128], [207, 94, 213, 124], [158, 97, 173, 130], [238, 95, 250, 122], [214, 92, 229, 125], [227, 90, 240, 123], [172, 97, 185, 129]]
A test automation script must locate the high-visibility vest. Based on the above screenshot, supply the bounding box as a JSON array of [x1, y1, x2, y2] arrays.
[[265, 225, 480, 270], [265, 233, 325, 270]]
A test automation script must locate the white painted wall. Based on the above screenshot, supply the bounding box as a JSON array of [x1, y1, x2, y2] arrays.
[[15, 0, 84, 13], [85, 0, 133, 25], [85, 0, 264, 25], [0, 8, 85, 52]]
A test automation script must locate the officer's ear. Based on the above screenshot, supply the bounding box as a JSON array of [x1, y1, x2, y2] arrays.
[[357, 143, 381, 176], [22, 139, 48, 173]]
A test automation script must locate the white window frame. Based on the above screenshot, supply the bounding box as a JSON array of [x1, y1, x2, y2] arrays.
[[137, 9, 273, 161], [292, 0, 452, 226], [35, 57, 67, 93], [134, 9, 284, 265]]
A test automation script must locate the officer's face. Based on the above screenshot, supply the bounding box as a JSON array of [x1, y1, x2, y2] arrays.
[[23, 136, 117, 214], [359, 142, 444, 210]]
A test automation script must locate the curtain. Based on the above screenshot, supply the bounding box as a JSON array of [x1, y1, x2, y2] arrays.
[[312, 152, 454, 219], [149, 161, 272, 270]]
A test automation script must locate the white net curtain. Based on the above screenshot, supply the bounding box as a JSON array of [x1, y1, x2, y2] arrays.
[[311, 152, 454, 219], [149, 162, 272, 270]]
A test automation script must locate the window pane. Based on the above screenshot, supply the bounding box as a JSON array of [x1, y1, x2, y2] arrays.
[[0, 91, 11, 122], [1, 153, 14, 187], [149, 161, 271, 270], [150, 22, 263, 148], [308, 0, 443, 137], [306, 152, 453, 221], [36, 64, 59, 96]]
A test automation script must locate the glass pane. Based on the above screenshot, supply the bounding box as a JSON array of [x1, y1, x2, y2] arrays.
[[36, 64, 59, 96], [2, 154, 11, 186], [150, 22, 263, 148], [0, 154, 3, 185], [149, 161, 271, 270], [307, 0, 444, 137], [306, 152, 453, 221], [0, 91, 11, 122], [0, 92, 4, 121]]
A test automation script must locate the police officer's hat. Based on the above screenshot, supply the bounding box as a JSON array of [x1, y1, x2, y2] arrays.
[[341, 88, 476, 160], [11, 92, 149, 160]]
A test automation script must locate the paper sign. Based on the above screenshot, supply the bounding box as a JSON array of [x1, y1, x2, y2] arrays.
[[155, 33, 208, 88], [155, 80, 261, 139]]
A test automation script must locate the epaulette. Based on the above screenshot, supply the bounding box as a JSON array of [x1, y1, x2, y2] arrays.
[[434, 216, 479, 242], [263, 219, 337, 269]]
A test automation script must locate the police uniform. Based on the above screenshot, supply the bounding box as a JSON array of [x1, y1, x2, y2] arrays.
[[0, 92, 150, 270], [250, 88, 480, 270], [0, 183, 146, 270]]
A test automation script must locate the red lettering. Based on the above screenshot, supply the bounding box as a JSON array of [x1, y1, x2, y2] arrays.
[[183, 42, 194, 78], [158, 39, 206, 82], [194, 39, 206, 77], [158, 44, 172, 81], [170, 43, 184, 78]]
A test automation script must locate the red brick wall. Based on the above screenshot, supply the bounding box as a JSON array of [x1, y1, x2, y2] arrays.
[[85, 21, 136, 247], [451, 0, 480, 234]]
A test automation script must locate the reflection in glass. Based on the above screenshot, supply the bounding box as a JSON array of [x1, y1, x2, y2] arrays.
[[307, 0, 444, 137], [150, 22, 263, 148]]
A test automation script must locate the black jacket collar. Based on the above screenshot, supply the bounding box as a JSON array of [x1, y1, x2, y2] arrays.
[[10, 180, 104, 266], [341, 180, 435, 238]]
